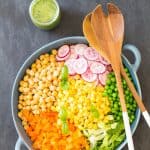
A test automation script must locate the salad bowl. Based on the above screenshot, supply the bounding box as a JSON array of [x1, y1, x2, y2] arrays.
[[11, 36, 141, 150]]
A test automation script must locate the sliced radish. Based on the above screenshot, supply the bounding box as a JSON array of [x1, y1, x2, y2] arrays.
[[107, 65, 113, 72], [90, 62, 106, 74], [96, 55, 104, 62], [88, 60, 95, 66], [74, 44, 88, 55], [81, 68, 97, 82], [56, 52, 70, 61], [70, 46, 78, 59], [100, 57, 110, 65], [94, 78, 99, 86], [65, 58, 76, 75], [73, 57, 88, 74], [83, 47, 99, 61], [70, 45, 75, 51], [58, 45, 70, 58], [98, 71, 109, 86]]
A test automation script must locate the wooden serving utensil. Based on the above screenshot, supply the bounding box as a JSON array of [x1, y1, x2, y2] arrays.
[[82, 4, 150, 128], [91, 4, 134, 150]]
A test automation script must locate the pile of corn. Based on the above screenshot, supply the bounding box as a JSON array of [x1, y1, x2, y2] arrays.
[[55, 76, 111, 130], [18, 50, 63, 114]]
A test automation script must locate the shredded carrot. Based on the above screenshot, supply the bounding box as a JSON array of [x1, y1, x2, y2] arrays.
[[19, 110, 89, 150]]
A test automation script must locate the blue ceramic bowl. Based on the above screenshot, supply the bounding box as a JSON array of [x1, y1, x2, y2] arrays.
[[11, 36, 141, 150]]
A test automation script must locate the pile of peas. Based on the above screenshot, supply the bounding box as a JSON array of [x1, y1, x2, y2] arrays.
[[103, 68, 137, 123]]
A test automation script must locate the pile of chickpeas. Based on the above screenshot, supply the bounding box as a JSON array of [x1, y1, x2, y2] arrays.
[[18, 50, 63, 114]]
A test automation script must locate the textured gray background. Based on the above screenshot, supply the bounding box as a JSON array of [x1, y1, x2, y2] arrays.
[[0, 0, 150, 149]]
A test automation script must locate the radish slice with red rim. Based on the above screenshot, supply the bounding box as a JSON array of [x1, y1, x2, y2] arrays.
[[88, 60, 95, 66], [98, 71, 109, 86], [90, 62, 106, 74], [58, 45, 70, 58], [81, 68, 97, 82], [100, 57, 110, 65], [74, 44, 88, 55], [83, 47, 99, 61], [94, 78, 100, 86], [73, 57, 88, 74], [96, 55, 104, 62], [70, 46, 78, 59], [65, 58, 76, 75], [56, 52, 70, 61], [107, 65, 113, 72]]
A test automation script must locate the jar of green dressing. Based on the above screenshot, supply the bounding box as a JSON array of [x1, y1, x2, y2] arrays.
[[29, 0, 61, 30]]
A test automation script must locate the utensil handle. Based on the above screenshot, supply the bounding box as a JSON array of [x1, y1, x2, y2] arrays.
[[123, 112, 134, 150], [121, 65, 150, 127], [123, 44, 141, 72], [15, 137, 24, 150], [115, 71, 134, 150], [143, 111, 150, 128]]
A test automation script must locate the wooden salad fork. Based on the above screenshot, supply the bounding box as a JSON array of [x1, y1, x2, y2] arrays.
[[83, 4, 150, 129], [91, 4, 134, 150]]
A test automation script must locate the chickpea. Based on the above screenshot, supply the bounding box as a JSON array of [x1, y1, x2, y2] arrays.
[[53, 80, 58, 86], [47, 74, 52, 81], [18, 104, 23, 109], [52, 49, 57, 55], [49, 85, 56, 91]]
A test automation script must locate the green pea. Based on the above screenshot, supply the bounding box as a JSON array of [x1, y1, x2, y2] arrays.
[[106, 79, 111, 85], [125, 68, 128, 72], [111, 77, 116, 82], [108, 89, 112, 94], [114, 87, 118, 92], [105, 85, 109, 90], [122, 79, 127, 85]]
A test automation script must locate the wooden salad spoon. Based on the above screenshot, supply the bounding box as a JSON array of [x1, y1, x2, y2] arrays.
[[82, 4, 150, 128], [91, 4, 134, 150]]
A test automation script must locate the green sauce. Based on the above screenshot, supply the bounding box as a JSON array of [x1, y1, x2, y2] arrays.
[[32, 0, 57, 23]]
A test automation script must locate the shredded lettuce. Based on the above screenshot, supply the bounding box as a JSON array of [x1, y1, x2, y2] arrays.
[[84, 122, 125, 150]]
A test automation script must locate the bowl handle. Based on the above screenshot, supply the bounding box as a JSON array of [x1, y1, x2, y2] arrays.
[[123, 44, 141, 72], [15, 137, 24, 150]]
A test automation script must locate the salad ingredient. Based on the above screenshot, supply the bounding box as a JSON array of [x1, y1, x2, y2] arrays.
[[81, 68, 97, 82], [59, 107, 69, 134], [18, 110, 89, 150], [103, 70, 137, 123], [60, 44, 111, 85], [87, 122, 125, 150], [70, 45, 78, 59], [90, 62, 106, 74], [60, 65, 68, 80], [60, 65, 69, 90], [18, 52, 63, 114], [98, 122, 125, 150], [56, 53, 70, 61], [84, 47, 99, 61], [98, 71, 109, 86], [58, 45, 70, 58], [56, 77, 111, 130], [74, 44, 88, 55], [65, 58, 76, 75], [99, 57, 110, 65], [73, 57, 88, 74], [91, 105, 100, 118]]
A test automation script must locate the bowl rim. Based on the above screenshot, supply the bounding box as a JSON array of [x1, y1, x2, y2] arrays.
[[11, 36, 141, 150]]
